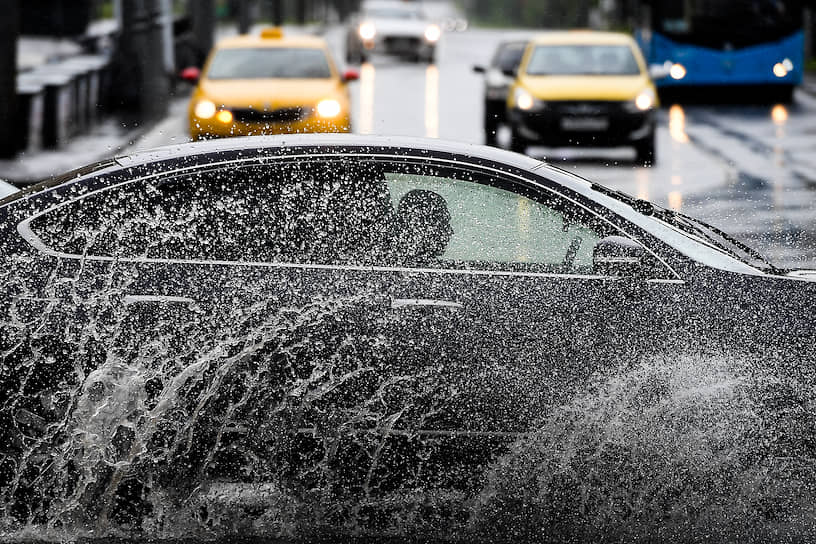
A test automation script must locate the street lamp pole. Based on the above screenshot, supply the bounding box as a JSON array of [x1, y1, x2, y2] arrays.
[[0, 0, 20, 158]]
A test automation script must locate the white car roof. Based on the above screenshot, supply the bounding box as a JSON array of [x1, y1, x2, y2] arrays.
[[362, 0, 423, 13], [0, 180, 19, 199]]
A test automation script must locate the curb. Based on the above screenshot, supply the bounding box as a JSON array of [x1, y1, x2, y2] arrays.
[[0, 95, 190, 187], [0, 123, 152, 187]]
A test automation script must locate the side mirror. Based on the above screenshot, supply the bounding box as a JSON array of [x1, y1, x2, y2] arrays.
[[473, 65, 486, 74], [180, 66, 201, 84], [501, 66, 518, 78], [648, 62, 671, 81], [593, 236, 647, 277]]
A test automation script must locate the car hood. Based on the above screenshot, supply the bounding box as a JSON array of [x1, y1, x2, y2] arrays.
[[518, 74, 649, 101], [365, 17, 429, 36], [199, 78, 342, 109]]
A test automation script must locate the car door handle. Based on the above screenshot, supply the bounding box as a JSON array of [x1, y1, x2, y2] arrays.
[[123, 294, 196, 305], [390, 298, 463, 310]]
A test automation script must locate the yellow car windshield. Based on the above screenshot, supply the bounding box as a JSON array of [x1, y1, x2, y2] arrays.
[[526, 45, 640, 76], [207, 47, 332, 79]]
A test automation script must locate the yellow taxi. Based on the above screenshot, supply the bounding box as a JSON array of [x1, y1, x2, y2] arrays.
[[184, 28, 357, 140], [507, 31, 658, 164]]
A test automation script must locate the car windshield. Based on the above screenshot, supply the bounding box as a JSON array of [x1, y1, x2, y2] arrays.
[[654, 0, 804, 48], [206, 47, 332, 79], [365, 7, 422, 19], [589, 182, 777, 272], [525, 44, 641, 76]]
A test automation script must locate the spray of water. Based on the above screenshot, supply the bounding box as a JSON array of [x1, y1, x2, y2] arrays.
[[471, 356, 816, 543]]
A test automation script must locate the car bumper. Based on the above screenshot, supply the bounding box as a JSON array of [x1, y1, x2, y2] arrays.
[[509, 102, 655, 146], [361, 35, 435, 56], [190, 115, 351, 140]]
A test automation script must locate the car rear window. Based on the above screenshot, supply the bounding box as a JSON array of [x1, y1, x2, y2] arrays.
[[525, 44, 641, 76], [207, 47, 333, 79]]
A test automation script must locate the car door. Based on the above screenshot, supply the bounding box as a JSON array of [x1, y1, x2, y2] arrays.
[[371, 158, 687, 442], [12, 156, 423, 524]]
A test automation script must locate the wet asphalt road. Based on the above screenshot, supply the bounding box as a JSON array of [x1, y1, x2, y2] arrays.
[[143, 24, 816, 269]]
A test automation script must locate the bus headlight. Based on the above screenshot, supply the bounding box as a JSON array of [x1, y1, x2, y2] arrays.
[[317, 99, 341, 118], [670, 63, 687, 80], [424, 24, 441, 42], [773, 60, 793, 78]]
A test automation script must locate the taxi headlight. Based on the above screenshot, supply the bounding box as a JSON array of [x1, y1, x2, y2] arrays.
[[634, 89, 655, 111], [317, 99, 342, 118], [194, 99, 216, 119], [514, 88, 543, 111], [358, 22, 376, 41], [625, 88, 656, 112], [215, 109, 233, 123], [424, 24, 441, 42]]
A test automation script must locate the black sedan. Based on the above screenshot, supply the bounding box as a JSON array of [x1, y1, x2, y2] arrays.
[[473, 40, 528, 146], [1, 135, 815, 542]]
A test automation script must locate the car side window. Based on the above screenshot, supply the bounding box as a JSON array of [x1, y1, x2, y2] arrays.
[[28, 159, 625, 275], [28, 161, 396, 265], [493, 43, 526, 73], [382, 167, 608, 274]]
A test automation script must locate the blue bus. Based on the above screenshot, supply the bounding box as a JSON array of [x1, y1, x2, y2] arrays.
[[636, 1, 805, 102]]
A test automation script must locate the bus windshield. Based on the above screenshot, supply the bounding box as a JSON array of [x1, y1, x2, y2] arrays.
[[652, 0, 803, 49]]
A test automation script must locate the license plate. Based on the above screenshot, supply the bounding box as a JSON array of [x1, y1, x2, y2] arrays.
[[561, 117, 609, 131]]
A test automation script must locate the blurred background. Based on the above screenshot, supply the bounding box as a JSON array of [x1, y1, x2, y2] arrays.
[[2, 0, 816, 268]]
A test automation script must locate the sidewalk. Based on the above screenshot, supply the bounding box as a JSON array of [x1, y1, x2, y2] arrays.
[[0, 95, 190, 186]]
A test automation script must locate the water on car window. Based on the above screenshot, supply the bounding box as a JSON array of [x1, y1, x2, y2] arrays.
[[207, 48, 333, 79], [29, 163, 395, 264], [30, 163, 603, 274], [386, 172, 602, 272], [525, 44, 641, 76]]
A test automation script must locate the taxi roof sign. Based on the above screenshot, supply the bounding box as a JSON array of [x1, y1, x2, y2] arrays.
[[261, 27, 284, 39]]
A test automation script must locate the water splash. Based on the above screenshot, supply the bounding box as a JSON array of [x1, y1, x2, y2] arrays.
[[472, 356, 816, 543]]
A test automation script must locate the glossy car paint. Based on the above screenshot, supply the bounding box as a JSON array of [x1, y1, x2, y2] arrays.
[[1, 135, 814, 540]]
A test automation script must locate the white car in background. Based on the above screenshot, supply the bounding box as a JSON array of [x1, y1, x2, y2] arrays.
[[0, 180, 19, 199], [346, 0, 441, 64]]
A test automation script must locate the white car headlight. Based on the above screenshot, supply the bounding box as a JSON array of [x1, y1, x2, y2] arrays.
[[317, 99, 341, 118], [194, 99, 216, 119], [424, 24, 441, 43], [358, 22, 376, 41], [514, 88, 542, 111]]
